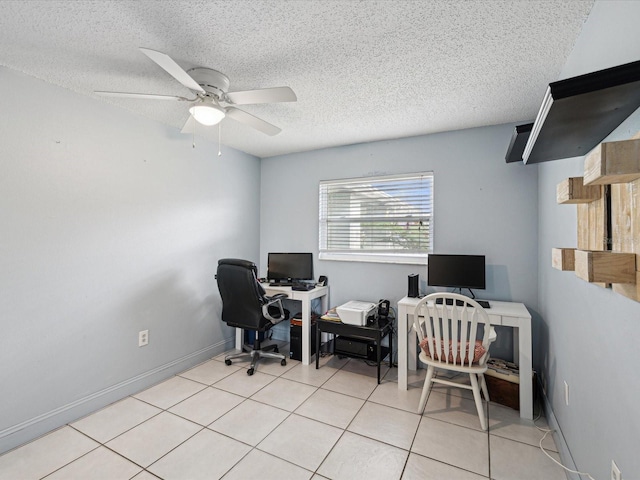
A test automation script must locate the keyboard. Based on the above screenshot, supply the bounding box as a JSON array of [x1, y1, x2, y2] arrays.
[[435, 298, 490, 309], [269, 282, 292, 287]]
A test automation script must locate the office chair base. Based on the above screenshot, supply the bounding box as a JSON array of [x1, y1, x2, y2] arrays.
[[224, 343, 286, 375]]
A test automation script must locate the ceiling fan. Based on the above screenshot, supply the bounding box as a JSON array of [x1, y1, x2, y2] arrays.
[[95, 48, 297, 136]]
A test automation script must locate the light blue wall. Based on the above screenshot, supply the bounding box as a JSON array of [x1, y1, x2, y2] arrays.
[[0, 67, 261, 453], [537, 2, 640, 479], [260, 124, 539, 358], [4, 3, 638, 476]]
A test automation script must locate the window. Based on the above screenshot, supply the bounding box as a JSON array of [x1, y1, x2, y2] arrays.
[[319, 172, 433, 264]]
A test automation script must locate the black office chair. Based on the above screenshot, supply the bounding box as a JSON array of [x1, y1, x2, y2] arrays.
[[216, 258, 290, 375]]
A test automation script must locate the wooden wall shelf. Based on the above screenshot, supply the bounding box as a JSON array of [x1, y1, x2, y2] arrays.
[[556, 177, 601, 204], [554, 133, 640, 299], [611, 175, 640, 301], [574, 250, 636, 284], [552, 248, 576, 271], [584, 139, 640, 185]]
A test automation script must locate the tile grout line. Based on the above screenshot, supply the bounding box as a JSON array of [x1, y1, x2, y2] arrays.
[[159, 355, 491, 478], [165, 359, 318, 478], [10, 349, 549, 480], [487, 401, 493, 479]]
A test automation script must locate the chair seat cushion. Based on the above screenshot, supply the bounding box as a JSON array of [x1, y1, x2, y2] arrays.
[[419, 337, 486, 365]]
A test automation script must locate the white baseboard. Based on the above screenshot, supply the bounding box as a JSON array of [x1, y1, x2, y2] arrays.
[[0, 338, 233, 455]]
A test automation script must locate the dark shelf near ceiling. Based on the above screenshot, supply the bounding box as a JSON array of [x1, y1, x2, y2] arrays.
[[505, 123, 532, 163], [505, 59, 640, 164]]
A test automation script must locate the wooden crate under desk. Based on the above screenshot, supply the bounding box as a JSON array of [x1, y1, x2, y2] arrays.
[[484, 370, 536, 412], [485, 374, 519, 411]]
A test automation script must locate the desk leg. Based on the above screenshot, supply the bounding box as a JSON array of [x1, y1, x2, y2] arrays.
[[389, 328, 393, 369], [235, 327, 243, 351], [301, 297, 311, 365], [311, 291, 329, 365], [517, 325, 534, 420], [408, 314, 417, 371], [376, 334, 381, 384], [320, 292, 329, 318], [315, 324, 320, 370], [398, 304, 408, 390]]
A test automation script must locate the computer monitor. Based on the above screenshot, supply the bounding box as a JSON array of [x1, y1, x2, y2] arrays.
[[427, 254, 486, 290], [267, 253, 314, 282]]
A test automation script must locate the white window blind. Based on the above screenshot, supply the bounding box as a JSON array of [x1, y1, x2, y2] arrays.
[[319, 172, 433, 264]]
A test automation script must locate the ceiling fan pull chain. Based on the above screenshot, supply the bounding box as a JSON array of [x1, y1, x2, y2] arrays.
[[218, 122, 222, 156], [192, 118, 196, 149]]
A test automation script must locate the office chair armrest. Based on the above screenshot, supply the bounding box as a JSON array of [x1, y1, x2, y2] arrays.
[[262, 295, 288, 324]]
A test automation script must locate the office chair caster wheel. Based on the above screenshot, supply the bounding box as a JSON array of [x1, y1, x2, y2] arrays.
[[247, 368, 255, 376], [281, 359, 287, 366], [225, 359, 232, 366]]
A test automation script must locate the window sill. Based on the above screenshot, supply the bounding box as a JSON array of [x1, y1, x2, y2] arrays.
[[319, 252, 428, 265]]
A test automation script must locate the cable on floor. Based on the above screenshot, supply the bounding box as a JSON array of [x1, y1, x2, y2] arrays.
[[436, 369, 600, 479], [530, 392, 597, 480]]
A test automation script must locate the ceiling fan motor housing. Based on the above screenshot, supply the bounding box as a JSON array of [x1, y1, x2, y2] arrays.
[[187, 68, 230, 100]]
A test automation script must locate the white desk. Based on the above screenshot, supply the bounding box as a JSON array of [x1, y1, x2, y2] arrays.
[[397, 296, 533, 420], [235, 284, 329, 365]]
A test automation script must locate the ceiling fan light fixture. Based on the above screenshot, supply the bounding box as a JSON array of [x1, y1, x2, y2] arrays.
[[189, 102, 226, 126]]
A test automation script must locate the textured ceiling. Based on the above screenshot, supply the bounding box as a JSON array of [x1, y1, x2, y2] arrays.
[[0, 0, 594, 158]]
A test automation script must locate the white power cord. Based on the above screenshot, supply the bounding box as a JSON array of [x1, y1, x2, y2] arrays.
[[532, 412, 597, 480]]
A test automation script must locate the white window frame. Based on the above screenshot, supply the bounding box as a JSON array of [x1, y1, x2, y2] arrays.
[[319, 172, 434, 265]]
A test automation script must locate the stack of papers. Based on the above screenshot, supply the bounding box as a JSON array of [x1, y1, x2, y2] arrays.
[[486, 358, 520, 384], [320, 307, 341, 322]]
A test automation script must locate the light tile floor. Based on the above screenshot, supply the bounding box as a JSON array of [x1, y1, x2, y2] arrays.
[[0, 344, 567, 480]]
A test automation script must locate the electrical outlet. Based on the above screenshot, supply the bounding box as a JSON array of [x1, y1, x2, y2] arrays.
[[138, 330, 149, 347], [564, 381, 569, 406], [611, 460, 622, 480]]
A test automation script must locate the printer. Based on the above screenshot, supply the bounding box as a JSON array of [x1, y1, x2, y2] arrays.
[[336, 301, 377, 326]]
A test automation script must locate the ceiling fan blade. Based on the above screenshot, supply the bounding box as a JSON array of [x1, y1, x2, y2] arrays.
[[139, 47, 205, 94], [95, 91, 191, 101], [180, 115, 196, 134], [225, 86, 297, 105], [225, 107, 282, 136]]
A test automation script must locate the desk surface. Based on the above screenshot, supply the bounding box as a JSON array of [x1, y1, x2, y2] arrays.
[[261, 283, 329, 300], [398, 296, 531, 320]]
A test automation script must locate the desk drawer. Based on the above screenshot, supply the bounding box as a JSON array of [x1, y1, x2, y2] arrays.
[[501, 316, 521, 327], [488, 314, 502, 326]]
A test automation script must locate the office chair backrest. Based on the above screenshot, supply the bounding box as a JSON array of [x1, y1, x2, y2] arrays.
[[216, 258, 269, 330]]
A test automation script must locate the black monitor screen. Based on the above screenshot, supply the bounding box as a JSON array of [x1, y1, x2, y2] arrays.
[[427, 254, 486, 290], [267, 253, 314, 281]]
